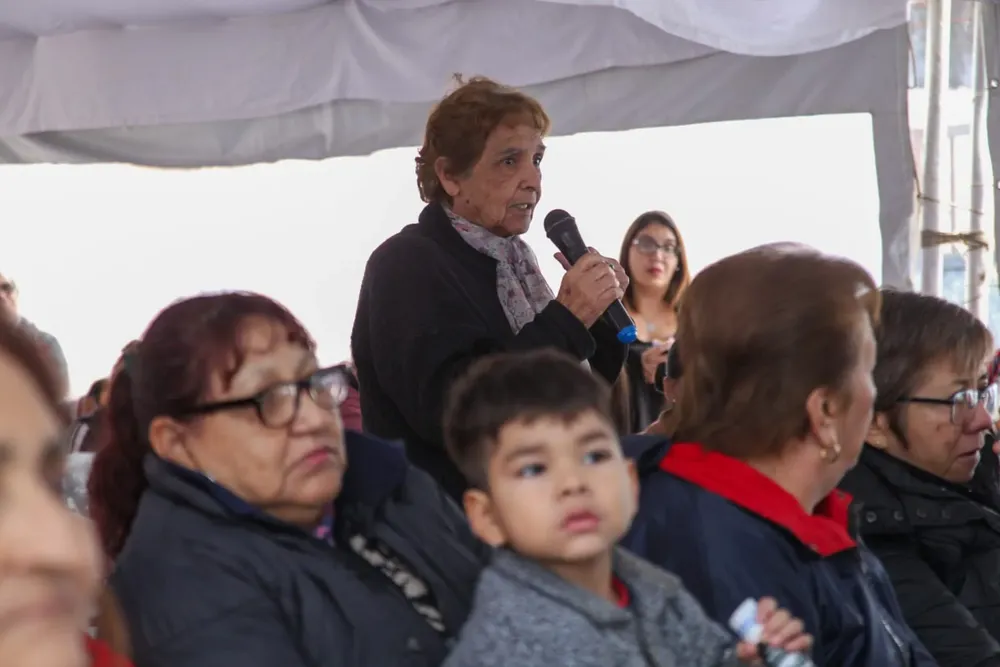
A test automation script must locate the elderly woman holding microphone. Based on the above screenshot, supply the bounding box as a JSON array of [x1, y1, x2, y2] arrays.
[[352, 77, 628, 500]]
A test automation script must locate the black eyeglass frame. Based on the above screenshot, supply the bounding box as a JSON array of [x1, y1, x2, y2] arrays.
[[897, 384, 998, 424], [631, 237, 679, 257], [176, 365, 350, 428]]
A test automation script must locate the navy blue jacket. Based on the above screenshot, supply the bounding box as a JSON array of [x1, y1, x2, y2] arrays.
[[112, 431, 490, 667], [620, 438, 938, 667]]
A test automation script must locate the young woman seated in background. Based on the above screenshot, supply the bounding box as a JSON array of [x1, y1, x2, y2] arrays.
[[618, 211, 690, 433]]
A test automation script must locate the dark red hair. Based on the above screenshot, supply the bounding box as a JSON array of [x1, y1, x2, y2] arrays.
[[88, 292, 313, 560]]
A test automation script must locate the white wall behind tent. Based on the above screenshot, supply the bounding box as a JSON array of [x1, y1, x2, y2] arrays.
[[1, 113, 880, 397]]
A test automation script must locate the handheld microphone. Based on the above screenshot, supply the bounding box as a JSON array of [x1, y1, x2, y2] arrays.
[[543, 209, 638, 344]]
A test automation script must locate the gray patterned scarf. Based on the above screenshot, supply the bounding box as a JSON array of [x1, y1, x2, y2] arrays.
[[446, 207, 554, 333]]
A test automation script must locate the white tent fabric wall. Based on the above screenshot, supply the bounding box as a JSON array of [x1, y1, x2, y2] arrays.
[[981, 1, 1000, 283], [0, 0, 914, 286]]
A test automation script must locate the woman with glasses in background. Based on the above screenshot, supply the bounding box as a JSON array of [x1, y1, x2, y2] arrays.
[[617, 211, 691, 433], [840, 289, 1000, 667], [88, 292, 488, 667]]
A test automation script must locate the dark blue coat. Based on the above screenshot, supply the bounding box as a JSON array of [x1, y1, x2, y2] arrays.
[[112, 431, 490, 667], [620, 438, 938, 667]]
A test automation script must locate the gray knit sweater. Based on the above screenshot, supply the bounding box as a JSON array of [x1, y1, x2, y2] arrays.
[[443, 547, 743, 667]]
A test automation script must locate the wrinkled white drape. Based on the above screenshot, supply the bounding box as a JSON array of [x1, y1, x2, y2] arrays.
[[0, 0, 907, 137], [0, 0, 914, 289]]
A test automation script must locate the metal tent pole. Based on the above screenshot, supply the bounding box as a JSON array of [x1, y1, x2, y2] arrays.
[[968, 0, 990, 322], [921, 0, 953, 296]]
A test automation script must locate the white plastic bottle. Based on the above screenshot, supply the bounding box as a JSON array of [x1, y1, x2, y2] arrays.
[[728, 599, 815, 667]]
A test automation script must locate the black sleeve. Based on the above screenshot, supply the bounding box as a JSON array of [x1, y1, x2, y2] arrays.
[[867, 537, 1000, 667], [361, 239, 598, 448], [137, 596, 310, 667], [588, 318, 628, 385], [404, 464, 494, 566]]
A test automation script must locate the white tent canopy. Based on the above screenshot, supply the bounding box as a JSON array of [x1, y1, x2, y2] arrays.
[[0, 0, 921, 286]]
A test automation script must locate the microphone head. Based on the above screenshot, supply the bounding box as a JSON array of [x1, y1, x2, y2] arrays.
[[543, 209, 574, 234]]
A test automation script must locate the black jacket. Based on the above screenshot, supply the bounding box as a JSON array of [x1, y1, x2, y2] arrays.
[[351, 202, 627, 500], [841, 445, 1000, 667], [623, 342, 665, 433], [111, 431, 490, 667]]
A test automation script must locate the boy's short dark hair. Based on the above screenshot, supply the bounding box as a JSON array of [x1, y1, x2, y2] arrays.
[[444, 349, 614, 490]]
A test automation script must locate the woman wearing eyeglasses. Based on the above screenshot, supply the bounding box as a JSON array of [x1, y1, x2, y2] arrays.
[[616, 211, 691, 433], [87, 292, 488, 667], [840, 289, 1000, 667]]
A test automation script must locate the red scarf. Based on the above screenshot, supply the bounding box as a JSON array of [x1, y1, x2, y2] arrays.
[[86, 637, 132, 667]]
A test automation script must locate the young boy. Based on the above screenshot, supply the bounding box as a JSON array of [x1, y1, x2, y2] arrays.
[[442, 350, 811, 667]]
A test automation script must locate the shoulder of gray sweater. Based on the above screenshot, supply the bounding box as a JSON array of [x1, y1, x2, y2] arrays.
[[447, 561, 602, 667], [444, 580, 542, 667], [615, 548, 741, 667], [613, 546, 686, 592]]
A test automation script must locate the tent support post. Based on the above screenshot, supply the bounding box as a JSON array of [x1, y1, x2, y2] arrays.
[[920, 0, 953, 297], [968, 0, 991, 322]]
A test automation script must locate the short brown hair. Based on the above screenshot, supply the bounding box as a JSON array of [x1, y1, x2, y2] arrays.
[[444, 350, 612, 489], [872, 289, 992, 430], [674, 244, 879, 458], [619, 211, 691, 311], [416, 76, 551, 204]]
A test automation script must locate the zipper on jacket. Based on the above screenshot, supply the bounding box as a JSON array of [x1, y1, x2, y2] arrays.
[[859, 556, 909, 667], [875, 613, 909, 667]]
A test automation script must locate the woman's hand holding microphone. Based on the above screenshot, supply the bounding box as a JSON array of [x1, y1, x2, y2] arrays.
[[554, 248, 628, 328], [640, 342, 673, 385]]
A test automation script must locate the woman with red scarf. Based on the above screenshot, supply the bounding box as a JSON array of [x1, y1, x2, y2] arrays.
[[0, 317, 131, 667]]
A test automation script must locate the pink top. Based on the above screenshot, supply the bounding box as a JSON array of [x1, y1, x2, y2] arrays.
[[340, 384, 363, 432]]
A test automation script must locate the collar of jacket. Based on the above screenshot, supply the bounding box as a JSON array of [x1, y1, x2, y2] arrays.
[[144, 430, 409, 528], [417, 201, 501, 266], [490, 547, 683, 627], [856, 444, 992, 506], [661, 442, 857, 557], [85, 637, 132, 667]]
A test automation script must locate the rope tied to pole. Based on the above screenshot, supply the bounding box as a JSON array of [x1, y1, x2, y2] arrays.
[[921, 229, 990, 251]]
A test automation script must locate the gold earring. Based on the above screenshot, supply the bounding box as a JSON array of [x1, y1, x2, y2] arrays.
[[819, 441, 842, 464]]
